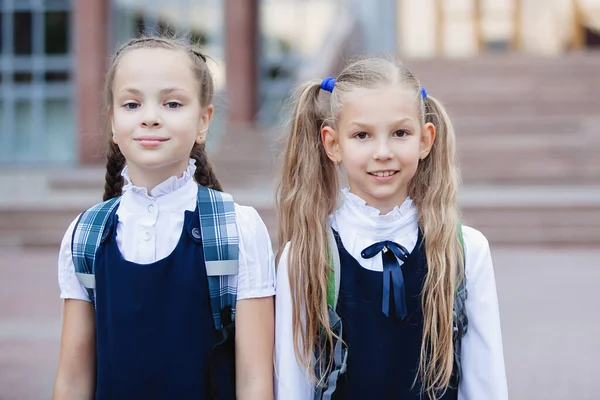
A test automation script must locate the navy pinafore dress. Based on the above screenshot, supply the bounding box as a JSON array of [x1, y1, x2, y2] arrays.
[[92, 208, 235, 399], [331, 229, 458, 400]]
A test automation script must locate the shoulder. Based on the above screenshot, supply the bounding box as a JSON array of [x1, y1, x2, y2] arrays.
[[461, 225, 494, 284], [60, 214, 81, 250], [234, 203, 265, 225], [234, 203, 272, 238], [461, 225, 490, 259], [58, 214, 91, 302], [232, 203, 276, 300]]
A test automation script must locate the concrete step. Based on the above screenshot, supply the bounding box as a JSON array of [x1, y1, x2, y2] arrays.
[[3, 186, 599, 249]]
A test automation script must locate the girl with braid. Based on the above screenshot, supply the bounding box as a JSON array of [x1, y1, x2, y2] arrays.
[[54, 37, 275, 400], [275, 57, 508, 399]]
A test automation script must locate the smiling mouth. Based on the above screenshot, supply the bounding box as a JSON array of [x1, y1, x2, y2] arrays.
[[368, 170, 398, 177]]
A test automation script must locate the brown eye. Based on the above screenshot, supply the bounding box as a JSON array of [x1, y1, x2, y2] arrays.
[[355, 132, 368, 139], [393, 130, 408, 138]]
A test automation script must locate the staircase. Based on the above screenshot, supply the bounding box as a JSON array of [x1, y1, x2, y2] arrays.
[[408, 52, 600, 246]]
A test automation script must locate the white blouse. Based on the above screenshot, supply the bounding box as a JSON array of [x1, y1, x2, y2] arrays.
[[58, 159, 276, 302], [275, 189, 508, 400]]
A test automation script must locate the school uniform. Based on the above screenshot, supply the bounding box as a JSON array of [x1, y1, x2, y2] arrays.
[[58, 159, 276, 399], [275, 188, 508, 400]]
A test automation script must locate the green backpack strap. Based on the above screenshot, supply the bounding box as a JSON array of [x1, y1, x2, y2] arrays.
[[457, 220, 466, 270], [326, 227, 340, 309], [453, 220, 469, 384]]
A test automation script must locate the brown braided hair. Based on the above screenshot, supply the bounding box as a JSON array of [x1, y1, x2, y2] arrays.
[[101, 36, 221, 200]]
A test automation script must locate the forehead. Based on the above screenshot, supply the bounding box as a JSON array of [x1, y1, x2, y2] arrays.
[[338, 85, 419, 126], [113, 47, 197, 90]]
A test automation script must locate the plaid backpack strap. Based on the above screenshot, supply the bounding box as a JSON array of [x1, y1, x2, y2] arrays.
[[453, 220, 469, 383], [70, 197, 122, 307], [196, 185, 239, 333]]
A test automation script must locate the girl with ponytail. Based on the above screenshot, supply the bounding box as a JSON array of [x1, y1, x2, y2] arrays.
[[275, 56, 507, 400]]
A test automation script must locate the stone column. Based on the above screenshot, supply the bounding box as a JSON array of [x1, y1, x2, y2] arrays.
[[224, 0, 259, 125], [75, 0, 110, 164]]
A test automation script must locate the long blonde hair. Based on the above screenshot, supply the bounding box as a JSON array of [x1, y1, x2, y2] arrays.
[[276, 56, 463, 399]]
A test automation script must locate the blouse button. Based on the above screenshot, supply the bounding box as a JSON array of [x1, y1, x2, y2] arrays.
[[148, 204, 155, 213], [144, 232, 151, 241]]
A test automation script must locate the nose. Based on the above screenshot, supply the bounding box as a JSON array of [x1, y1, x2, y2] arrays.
[[373, 137, 393, 161], [140, 105, 162, 128]]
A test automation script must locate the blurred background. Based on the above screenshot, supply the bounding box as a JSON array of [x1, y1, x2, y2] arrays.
[[0, 0, 599, 398]]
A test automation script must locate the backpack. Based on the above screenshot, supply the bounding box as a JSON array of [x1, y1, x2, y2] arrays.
[[314, 222, 469, 399], [70, 185, 239, 333]]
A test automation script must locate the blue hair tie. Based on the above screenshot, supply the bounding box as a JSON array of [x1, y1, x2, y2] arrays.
[[320, 77, 336, 93], [420, 87, 428, 100]]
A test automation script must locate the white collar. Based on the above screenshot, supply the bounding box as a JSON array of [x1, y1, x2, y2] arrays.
[[119, 158, 198, 216], [121, 158, 196, 198], [333, 188, 419, 240]]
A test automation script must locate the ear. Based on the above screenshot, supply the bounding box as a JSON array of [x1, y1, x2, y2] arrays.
[[419, 122, 436, 160], [196, 104, 214, 144], [321, 125, 341, 164], [110, 107, 118, 144]]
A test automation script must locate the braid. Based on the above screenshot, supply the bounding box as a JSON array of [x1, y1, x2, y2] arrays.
[[103, 141, 126, 201], [190, 143, 222, 191]]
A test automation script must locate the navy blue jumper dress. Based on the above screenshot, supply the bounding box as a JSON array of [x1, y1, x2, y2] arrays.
[[331, 229, 458, 400], [92, 207, 235, 399]]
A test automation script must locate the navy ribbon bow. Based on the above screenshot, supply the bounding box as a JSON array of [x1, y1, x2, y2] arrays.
[[361, 240, 410, 320]]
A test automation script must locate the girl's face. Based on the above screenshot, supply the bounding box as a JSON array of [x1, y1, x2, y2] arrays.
[[111, 48, 212, 184], [322, 85, 435, 214]]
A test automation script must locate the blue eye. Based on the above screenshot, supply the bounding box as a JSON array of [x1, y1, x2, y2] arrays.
[[165, 102, 181, 109], [123, 102, 139, 110]]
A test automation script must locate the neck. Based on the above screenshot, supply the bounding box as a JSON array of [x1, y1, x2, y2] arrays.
[[126, 159, 190, 195], [348, 186, 408, 215]]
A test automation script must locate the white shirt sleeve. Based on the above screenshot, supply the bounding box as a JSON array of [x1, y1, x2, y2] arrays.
[[234, 204, 276, 301], [458, 226, 508, 400], [275, 242, 314, 400], [57, 215, 91, 302]]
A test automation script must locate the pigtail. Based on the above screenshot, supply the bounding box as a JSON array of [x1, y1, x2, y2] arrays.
[[103, 141, 126, 201], [190, 143, 223, 191], [410, 94, 463, 398], [276, 82, 339, 384]]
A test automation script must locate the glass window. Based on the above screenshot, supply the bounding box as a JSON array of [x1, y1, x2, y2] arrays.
[[44, 71, 69, 82], [15, 101, 33, 158], [45, 11, 69, 54], [0, 12, 4, 54], [14, 12, 33, 55], [190, 29, 208, 46], [14, 72, 33, 83], [0, 101, 6, 160], [44, 0, 70, 9], [45, 99, 73, 162]]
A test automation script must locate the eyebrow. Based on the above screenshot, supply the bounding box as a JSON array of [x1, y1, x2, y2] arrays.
[[347, 117, 415, 129], [119, 87, 188, 95]]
